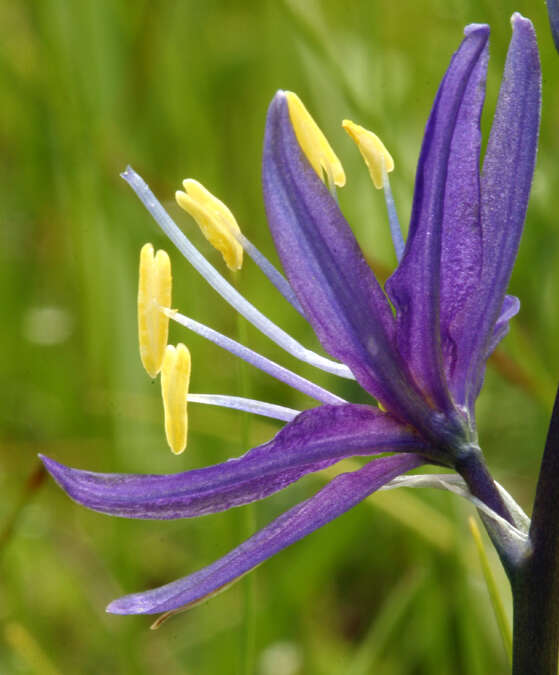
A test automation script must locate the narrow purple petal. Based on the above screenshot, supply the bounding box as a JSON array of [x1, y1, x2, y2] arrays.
[[546, 0, 559, 53], [262, 92, 432, 431], [40, 404, 429, 520], [460, 294, 520, 413], [386, 25, 489, 414], [440, 34, 488, 380], [484, 295, 520, 360], [170, 311, 345, 405], [106, 454, 426, 615], [451, 14, 541, 409]]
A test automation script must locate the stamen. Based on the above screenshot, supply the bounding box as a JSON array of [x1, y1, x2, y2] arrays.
[[342, 120, 405, 261], [138, 243, 172, 378], [122, 167, 355, 380], [176, 180, 243, 272], [161, 343, 191, 455], [342, 120, 394, 189], [382, 167, 405, 262], [164, 308, 345, 406], [176, 178, 304, 315], [232, 230, 306, 317], [187, 394, 300, 422], [285, 91, 346, 190]]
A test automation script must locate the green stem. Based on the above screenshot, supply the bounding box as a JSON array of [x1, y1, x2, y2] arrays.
[[468, 516, 512, 662], [233, 273, 256, 675]]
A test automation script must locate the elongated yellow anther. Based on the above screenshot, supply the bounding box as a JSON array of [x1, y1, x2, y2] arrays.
[[176, 180, 243, 271], [138, 243, 172, 378], [285, 91, 346, 189], [161, 343, 191, 454], [342, 120, 394, 190]]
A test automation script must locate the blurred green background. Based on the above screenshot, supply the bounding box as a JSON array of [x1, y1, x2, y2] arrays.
[[1, 0, 558, 673]]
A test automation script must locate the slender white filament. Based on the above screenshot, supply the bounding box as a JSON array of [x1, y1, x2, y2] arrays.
[[122, 167, 354, 381], [165, 309, 345, 406], [382, 166, 405, 262], [233, 231, 306, 318], [187, 394, 300, 422], [382, 473, 529, 536]]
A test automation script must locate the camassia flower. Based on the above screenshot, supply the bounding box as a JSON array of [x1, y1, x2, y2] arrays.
[[41, 14, 540, 623]]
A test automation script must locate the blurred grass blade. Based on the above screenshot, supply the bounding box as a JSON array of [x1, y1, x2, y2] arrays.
[[346, 570, 425, 675], [235, 288, 256, 675], [4, 621, 63, 675], [279, 0, 369, 118], [468, 516, 512, 662], [0, 461, 46, 556]]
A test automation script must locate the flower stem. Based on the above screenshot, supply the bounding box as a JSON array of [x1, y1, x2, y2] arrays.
[[511, 384, 559, 674], [455, 447, 512, 523]]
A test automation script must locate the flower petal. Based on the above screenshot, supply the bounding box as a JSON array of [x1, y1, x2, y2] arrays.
[[40, 404, 429, 520], [386, 24, 490, 414], [484, 294, 520, 360], [451, 14, 541, 409], [106, 453, 425, 615], [262, 92, 431, 430], [546, 0, 559, 54], [440, 32, 488, 380]]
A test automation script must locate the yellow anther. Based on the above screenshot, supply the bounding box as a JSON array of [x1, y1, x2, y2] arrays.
[[161, 343, 191, 455], [138, 243, 172, 378], [176, 180, 243, 271], [285, 91, 346, 189], [342, 120, 394, 190]]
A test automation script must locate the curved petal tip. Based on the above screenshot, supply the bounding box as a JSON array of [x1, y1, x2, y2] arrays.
[[38, 454, 61, 482], [511, 12, 532, 28], [106, 598, 132, 615], [464, 23, 489, 38]]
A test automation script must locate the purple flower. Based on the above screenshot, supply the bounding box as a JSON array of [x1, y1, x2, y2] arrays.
[[40, 14, 540, 621], [546, 0, 559, 53]]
